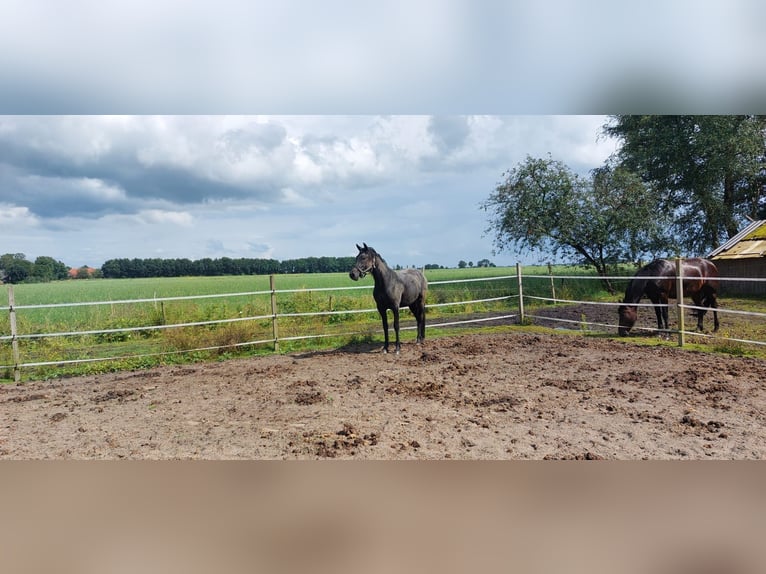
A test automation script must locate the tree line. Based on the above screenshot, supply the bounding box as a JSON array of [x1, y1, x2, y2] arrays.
[[1, 253, 489, 283], [100, 256, 360, 278], [99, 256, 465, 278], [0, 253, 70, 284]]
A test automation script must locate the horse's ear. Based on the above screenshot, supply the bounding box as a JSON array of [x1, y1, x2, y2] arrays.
[[356, 243, 363, 252], [363, 242, 368, 250]]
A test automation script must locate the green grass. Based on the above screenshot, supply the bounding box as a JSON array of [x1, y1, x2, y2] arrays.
[[2, 265, 763, 382], [0, 267, 526, 381]]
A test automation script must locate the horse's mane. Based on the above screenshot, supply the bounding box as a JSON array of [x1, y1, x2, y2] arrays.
[[371, 248, 386, 263], [366, 246, 389, 267]]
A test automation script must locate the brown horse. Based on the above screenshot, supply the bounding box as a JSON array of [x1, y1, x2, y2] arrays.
[[349, 243, 427, 354], [617, 258, 720, 336]]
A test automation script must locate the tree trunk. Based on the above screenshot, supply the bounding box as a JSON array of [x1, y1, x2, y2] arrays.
[[597, 267, 615, 295], [572, 245, 616, 295]]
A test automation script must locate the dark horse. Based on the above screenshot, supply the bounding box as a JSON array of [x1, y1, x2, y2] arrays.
[[349, 243, 427, 354], [617, 258, 720, 336]]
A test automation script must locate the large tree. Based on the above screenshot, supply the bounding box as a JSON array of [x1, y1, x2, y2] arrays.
[[482, 155, 672, 293], [604, 115, 766, 254], [0, 253, 33, 284], [31, 256, 69, 281]]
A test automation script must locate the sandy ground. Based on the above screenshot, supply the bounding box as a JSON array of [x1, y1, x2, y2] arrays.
[[2, 325, 765, 459]]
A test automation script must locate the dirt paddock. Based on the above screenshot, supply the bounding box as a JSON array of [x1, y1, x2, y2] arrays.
[[2, 326, 765, 460], [6, 324, 766, 460]]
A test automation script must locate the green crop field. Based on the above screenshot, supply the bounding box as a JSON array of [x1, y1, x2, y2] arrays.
[[0, 267, 539, 381]]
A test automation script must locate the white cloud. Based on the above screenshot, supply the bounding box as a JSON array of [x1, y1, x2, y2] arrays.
[[279, 188, 313, 208], [75, 177, 127, 201], [0, 203, 38, 226], [136, 209, 194, 226]]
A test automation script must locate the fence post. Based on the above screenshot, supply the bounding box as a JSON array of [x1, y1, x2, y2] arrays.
[[516, 262, 525, 324], [8, 285, 21, 383], [270, 274, 279, 352], [676, 257, 685, 347]]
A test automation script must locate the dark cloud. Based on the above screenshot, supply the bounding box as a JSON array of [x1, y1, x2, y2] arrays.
[[116, 164, 278, 205], [1, 157, 276, 219], [0, 118, 287, 218], [10, 174, 128, 219]]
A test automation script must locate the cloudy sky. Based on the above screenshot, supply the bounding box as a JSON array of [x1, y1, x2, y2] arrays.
[[0, 115, 617, 268], [1, 1, 763, 269]]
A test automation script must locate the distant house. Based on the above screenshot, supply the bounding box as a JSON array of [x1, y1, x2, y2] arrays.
[[707, 220, 766, 296], [68, 266, 98, 279]]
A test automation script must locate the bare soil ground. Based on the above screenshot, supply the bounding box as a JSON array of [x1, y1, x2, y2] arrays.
[[2, 322, 765, 459]]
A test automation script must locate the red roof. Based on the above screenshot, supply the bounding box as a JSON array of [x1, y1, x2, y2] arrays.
[[68, 266, 97, 277]]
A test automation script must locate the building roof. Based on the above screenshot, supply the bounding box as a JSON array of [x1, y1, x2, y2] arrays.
[[708, 220, 766, 260], [68, 266, 97, 277]]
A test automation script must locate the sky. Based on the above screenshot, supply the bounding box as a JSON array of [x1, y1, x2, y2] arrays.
[[1, 1, 764, 270], [0, 115, 618, 268]]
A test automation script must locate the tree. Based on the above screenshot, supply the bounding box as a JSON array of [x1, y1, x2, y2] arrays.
[[457, 260, 467, 269], [31, 256, 69, 281], [0, 253, 33, 283], [482, 155, 672, 293], [604, 115, 766, 253]]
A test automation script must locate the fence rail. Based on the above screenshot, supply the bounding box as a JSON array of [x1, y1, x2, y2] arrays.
[[3, 262, 766, 382]]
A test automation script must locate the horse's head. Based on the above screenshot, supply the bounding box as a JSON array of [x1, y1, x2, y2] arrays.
[[349, 243, 376, 281], [617, 303, 637, 336]]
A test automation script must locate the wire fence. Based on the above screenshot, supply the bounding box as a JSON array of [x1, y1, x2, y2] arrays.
[[0, 274, 520, 381], [2, 264, 766, 382]]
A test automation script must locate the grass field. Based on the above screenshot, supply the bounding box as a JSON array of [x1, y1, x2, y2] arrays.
[[1, 267, 542, 381], [3, 264, 763, 382]]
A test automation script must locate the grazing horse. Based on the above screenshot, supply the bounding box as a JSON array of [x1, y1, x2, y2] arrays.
[[617, 258, 720, 336], [349, 243, 427, 354]]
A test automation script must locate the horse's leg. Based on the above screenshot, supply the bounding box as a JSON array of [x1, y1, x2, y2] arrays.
[[652, 299, 664, 332], [410, 301, 425, 343], [378, 306, 390, 353], [711, 293, 719, 332], [419, 302, 426, 342], [392, 307, 401, 354], [703, 286, 720, 332], [691, 292, 705, 331], [652, 295, 669, 337]]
